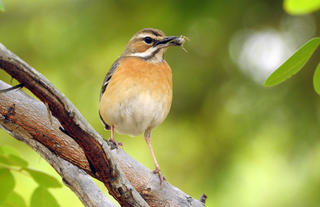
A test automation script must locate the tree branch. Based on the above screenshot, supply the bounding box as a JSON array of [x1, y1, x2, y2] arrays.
[[0, 106, 117, 207], [0, 43, 205, 207], [0, 43, 148, 207]]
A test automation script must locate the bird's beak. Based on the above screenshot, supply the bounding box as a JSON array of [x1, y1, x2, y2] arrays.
[[154, 36, 185, 47]]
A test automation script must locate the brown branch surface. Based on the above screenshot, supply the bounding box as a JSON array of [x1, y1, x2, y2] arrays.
[[0, 99, 117, 207], [0, 43, 205, 207], [0, 44, 148, 207]]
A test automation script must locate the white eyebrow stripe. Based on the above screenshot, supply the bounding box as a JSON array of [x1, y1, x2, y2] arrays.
[[136, 33, 158, 39], [136, 34, 148, 39], [129, 46, 158, 58]]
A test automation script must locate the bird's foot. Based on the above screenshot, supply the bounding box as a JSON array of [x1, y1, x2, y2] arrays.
[[153, 167, 166, 185], [108, 138, 123, 149]]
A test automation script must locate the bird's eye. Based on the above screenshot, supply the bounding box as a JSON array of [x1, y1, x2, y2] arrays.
[[143, 37, 153, 44]]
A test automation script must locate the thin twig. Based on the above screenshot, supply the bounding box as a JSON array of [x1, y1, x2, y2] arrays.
[[200, 194, 207, 204], [0, 83, 23, 93]]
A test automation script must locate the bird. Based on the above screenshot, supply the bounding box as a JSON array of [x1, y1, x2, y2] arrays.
[[98, 28, 185, 183]]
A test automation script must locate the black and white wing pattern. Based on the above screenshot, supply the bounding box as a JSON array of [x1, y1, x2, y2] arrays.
[[99, 58, 120, 100], [99, 58, 120, 130]]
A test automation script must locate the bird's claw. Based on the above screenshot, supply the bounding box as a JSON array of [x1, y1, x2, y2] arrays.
[[108, 138, 123, 149], [153, 168, 166, 184]]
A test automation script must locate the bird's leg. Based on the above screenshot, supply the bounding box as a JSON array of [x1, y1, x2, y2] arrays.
[[108, 125, 122, 148], [144, 131, 165, 184]]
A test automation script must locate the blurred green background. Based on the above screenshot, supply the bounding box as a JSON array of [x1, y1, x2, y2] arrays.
[[1, 0, 320, 206]]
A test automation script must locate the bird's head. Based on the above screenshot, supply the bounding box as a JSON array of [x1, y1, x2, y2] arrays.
[[122, 28, 185, 62]]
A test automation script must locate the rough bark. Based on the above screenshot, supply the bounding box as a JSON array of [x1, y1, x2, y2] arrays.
[[0, 111, 117, 207], [0, 43, 205, 207]]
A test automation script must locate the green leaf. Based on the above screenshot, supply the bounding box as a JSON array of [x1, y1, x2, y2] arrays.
[[313, 63, 320, 95], [0, 156, 11, 166], [265, 37, 320, 87], [2, 192, 27, 207], [0, 168, 15, 204], [26, 169, 62, 188], [0, 146, 28, 167], [284, 0, 320, 15], [30, 187, 60, 207], [7, 155, 28, 168], [0, 146, 20, 157], [0, 0, 4, 12]]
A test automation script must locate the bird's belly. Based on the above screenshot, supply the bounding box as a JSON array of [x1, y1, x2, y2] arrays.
[[107, 93, 170, 136], [99, 57, 173, 136]]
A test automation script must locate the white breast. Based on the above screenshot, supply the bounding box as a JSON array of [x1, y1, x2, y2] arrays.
[[109, 92, 170, 136]]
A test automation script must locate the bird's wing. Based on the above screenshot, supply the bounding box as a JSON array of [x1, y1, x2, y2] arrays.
[[99, 58, 120, 100], [99, 58, 120, 130]]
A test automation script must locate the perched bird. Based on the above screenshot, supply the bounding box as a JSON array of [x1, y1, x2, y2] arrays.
[[99, 28, 185, 183]]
